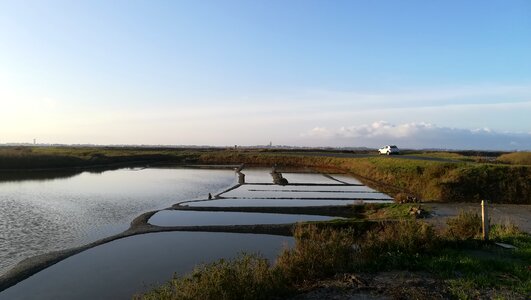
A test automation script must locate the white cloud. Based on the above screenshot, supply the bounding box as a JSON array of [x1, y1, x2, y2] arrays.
[[302, 121, 531, 150], [300, 127, 332, 138], [1, 80, 530, 147]]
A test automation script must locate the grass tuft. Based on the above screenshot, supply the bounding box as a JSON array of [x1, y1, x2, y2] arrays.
[[275, 224, 355, 282], [359, 220, 438, 269], [136, 253, 288, 300], [445, 211, 482, 241]]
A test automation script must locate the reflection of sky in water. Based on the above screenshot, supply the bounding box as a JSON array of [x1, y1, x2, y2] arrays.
[[238, 168, 274, 183], [187, 198, 392, 207], [149, 210, 339, 226], [0, 232, 293, 300], [1, 167, 390, 293], [220, 183, 391, 199], [327, 174, 363, 185], [280, 173, 338, 184], [0, 168, 236, 275]]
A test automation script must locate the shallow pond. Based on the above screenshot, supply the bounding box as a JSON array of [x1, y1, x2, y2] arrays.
[[238, 168, 274, 183], [0, 168, 236, 275], [185, 198, 392, 207], [149, 210, 339, 226], [327, 174, 363, 184], [220, 183, 391, 200], [0, 232, 293, 300], [280, 173, 338, 184]]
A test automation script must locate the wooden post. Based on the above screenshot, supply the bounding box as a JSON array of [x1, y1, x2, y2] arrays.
[[481, 200, 489, 241]]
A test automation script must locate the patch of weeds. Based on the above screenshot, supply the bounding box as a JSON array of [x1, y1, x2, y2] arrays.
[[447, 278, 482, 300], [363, 203, 427, 220], [275, 224, 355, 282], [426, 238, 531, 298], [136, 253, 289, 300], [445, 211, 482, 240], [138, 219, 531, 299], [357, 220, 438, 270]]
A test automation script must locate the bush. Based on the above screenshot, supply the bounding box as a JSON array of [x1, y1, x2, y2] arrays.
[[445, 211, 482, 240], [361, 220, 437, 262], [136, 253, 288, 300], [275, 224, 355, 282]]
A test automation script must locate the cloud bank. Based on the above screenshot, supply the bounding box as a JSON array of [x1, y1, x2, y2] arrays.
[[302, 121, 531, 150]]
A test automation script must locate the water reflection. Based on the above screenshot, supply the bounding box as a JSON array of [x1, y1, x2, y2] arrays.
[[0, 168, 236, 275], [0, 232, 293, 300], [0, 170, 83, 183], [149, 210, 339, 226], [0, 166, 142, 183], [186, 198, 392, 207]]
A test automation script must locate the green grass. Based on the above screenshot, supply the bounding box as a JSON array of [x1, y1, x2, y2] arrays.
[[403, 151, 474, 161], [361, 203, 423, 219]]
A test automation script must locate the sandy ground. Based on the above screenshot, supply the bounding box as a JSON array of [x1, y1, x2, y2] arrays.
[[423, 203, 531, 233]]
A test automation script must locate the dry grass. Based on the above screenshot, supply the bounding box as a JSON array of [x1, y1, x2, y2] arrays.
[[275, 225, 355, 282], [136, 254, 288, 300], [497, 152, 531, 165], [360, 220, 438, 264], [444, 211, 482, 240]]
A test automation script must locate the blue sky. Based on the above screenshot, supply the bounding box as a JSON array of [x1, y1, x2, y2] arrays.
[[1, 0, 530, 149]]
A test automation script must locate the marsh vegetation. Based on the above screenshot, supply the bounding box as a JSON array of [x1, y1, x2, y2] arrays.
[[137, 212, 531, 299]]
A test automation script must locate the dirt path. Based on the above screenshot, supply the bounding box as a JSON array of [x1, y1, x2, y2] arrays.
[[290, 271, 451, 300], [424, 203, 531, 233]]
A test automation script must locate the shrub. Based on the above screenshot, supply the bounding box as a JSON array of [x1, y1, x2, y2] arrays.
[[360, 220, 437, 262], [445, 211, 482, 240], [136, 253, 288, 300], [275, 224, 355, 282]]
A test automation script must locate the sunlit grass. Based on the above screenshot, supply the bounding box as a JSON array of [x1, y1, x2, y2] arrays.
[[497, 152, 531, 165]]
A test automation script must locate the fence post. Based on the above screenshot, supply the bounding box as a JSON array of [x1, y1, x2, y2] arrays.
[[481, 200, 489, 241]]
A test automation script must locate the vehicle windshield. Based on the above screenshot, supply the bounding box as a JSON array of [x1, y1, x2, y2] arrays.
[[390, 146, 398, 148]]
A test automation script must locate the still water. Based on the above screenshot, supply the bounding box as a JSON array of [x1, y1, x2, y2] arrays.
[[0, 232, 293, 300], [149, 210, 339, 226], [185, 198, 392, 207], [0, 167, 236, 275]]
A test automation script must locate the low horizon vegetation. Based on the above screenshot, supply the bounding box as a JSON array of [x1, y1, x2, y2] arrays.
[[1, 146, 529, 204]]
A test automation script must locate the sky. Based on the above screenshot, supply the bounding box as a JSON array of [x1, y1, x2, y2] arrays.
[[1, 0, 530, 150]]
